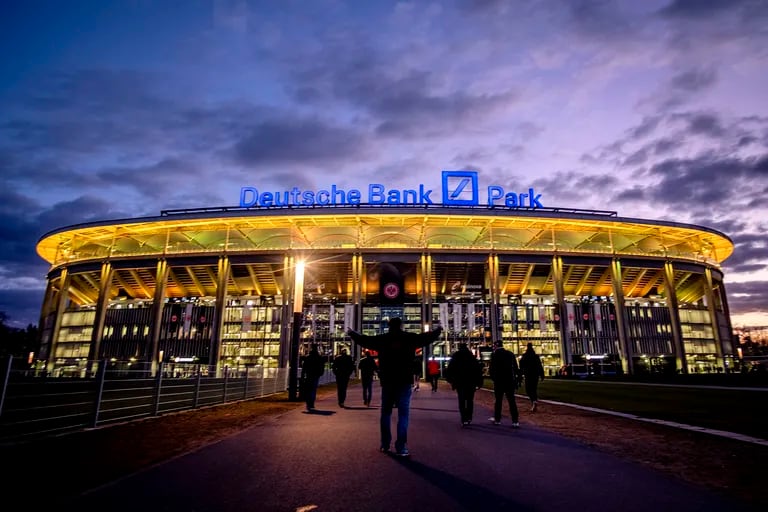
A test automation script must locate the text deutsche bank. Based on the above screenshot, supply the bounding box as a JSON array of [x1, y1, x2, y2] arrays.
[[240, 170, 543, 209]]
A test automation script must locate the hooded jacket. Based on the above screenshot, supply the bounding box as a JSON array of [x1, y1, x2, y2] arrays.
[[489, 346, 519, 386], [445, 345, 483, 390], [519, 346, 545, 380]]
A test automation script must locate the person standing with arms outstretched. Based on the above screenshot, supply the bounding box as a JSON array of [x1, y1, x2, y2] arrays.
[[347, 318, 442, 457], [301, 344, 325, 411], [488, 341, 520, 427], [331, 348, 355, 408], [519, 342, 545, 411], [358, 350, 379, 407], [445, 343, 484, 427]]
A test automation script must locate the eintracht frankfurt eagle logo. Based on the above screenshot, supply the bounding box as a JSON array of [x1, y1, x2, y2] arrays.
[[383, 282, 400, 299]]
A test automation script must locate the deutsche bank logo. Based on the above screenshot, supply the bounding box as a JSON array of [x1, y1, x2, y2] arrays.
[[442, 170, 479, 206]]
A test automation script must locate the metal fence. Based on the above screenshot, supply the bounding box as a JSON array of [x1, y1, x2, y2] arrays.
[[0, 356, 335, 443]]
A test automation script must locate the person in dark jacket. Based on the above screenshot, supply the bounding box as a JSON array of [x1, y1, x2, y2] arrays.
[[358, 350, 379, 407], [347, 318, 442, 457], [519, 342, 545, 411], [412, 355, 423, 390], [488, 341, 520, 427], [301, 344, 325, 411], [445, 343, 484, 427], [332, 348, 355, 407]]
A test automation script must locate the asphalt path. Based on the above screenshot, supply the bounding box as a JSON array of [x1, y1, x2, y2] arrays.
[[66, 383, 755, 512]]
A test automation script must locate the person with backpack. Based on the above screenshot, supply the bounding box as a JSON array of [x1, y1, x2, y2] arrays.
[[445, 343, 484, 427], [488, 341, 520, 427]]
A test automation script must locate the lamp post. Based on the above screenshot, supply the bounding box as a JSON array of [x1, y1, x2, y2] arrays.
[[288, 260, 305, 401]]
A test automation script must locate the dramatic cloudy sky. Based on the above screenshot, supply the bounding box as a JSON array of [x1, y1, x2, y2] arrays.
[[1, 0, 767, 329]]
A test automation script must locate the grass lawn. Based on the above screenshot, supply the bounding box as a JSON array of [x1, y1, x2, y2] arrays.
[[497, 378, 767, 439]]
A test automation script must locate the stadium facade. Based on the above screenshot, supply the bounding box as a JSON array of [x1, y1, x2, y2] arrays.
[[34, 171, 735, 377]]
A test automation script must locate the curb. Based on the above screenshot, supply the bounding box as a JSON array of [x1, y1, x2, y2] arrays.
[[476, 387, 768, 447], [541, 397, 768, 447]]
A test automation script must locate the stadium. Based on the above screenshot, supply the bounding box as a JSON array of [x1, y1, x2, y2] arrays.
[[34, 171, 735, 378]]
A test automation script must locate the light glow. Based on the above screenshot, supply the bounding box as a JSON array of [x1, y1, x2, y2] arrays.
[[294, 260, 305, 313]]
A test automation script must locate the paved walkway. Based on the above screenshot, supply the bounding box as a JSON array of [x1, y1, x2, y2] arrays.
[[67, 383, 757, 512]]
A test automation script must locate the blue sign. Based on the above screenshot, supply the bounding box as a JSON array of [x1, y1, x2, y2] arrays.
[[442, 170, 479, 206], [239, 170, 542, 209]]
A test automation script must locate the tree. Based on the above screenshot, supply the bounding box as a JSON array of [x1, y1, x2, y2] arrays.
[[0, 311, 40, 360]]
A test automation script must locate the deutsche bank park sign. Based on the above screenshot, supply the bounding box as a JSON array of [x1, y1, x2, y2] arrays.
[[240, 170, 543, 209]]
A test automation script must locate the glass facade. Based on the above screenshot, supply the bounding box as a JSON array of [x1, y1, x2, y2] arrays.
[[34, 207, 735, 377]]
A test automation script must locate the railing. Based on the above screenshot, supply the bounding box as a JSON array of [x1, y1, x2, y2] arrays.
[[0, 356, 334, 443]]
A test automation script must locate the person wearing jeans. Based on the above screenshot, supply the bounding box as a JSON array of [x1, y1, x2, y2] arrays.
[[379, 382, 413, 454], [347, 317, 442, 457]]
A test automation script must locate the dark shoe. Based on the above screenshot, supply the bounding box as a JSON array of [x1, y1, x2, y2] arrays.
[[395, 448, 410, 457], [379, 446, 390, 453]]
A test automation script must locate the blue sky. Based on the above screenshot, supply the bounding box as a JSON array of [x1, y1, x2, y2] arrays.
[[1, 0, 767, 329]]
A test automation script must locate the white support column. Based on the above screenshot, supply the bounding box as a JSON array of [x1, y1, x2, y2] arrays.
[[663, 261, 687, 374], [610, 259, 633, 374], [704, 267, 724, 365], [278, 254, 295, 368], [210, 256, 231, 376], [149, 259, 169, 375], [288, 257, 305, 401], [551, 255, 571, 366], [488, 253, 500, 344], [88, 262, 114, 375], [46, 268, 71, 374]]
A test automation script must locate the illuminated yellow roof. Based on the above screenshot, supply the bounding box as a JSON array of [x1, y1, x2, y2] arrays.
[[36, 206, 733, 268]]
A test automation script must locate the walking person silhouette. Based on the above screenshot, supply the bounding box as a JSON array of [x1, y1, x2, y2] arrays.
[[446, 343, 484, 427], [332, 348, 355, 408], [426, 358, 441, 392], [488, 341, 520, 427], [412, 355, 423, 390], [301, 344, 325, 411], [519, 342, 545, 411], [358, 350, 379, 407]]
